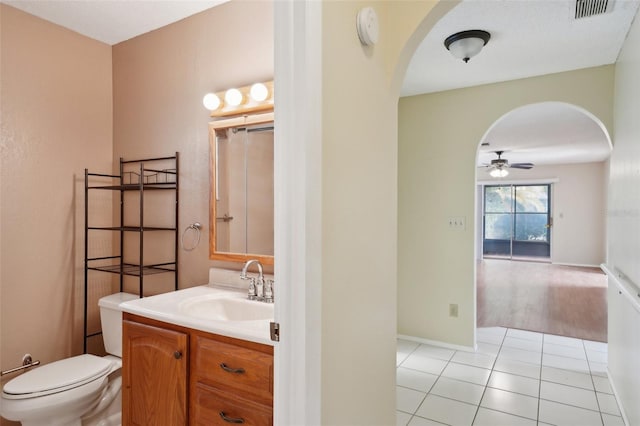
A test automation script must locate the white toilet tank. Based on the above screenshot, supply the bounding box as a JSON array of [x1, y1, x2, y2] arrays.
[[98, 293, 138, 357]]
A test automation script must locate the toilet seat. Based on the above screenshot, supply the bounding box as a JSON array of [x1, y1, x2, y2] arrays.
[[2, 354, 113, 400]]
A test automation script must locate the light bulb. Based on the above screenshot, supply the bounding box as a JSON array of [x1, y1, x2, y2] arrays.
[[250, 83, 269, 102], [225, 88, 244, 107], [490, 168, 509, 178], [202, 93, 221, 111]]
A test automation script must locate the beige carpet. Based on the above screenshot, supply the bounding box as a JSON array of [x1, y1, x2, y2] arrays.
[[477, 259, 607, 342]]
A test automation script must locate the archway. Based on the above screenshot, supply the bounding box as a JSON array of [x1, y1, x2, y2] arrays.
[[395, 57, 615, 426], [475, 101, 611, 340]]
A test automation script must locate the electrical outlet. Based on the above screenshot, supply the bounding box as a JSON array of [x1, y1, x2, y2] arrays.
[[448, 216, 466, 230], [449, 303, 459, 317]]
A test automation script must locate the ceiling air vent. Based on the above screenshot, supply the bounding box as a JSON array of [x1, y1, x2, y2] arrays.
[[575, 0, 614, 19]]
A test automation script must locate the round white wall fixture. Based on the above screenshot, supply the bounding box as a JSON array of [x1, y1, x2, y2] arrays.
[[202, 93, 221, 111], [356, 7, 379, 46], [225, 88, 244, 106], [250, 83, 269, 102]]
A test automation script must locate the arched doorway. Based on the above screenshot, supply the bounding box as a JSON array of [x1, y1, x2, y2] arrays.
[[475, 102, 612, 340]]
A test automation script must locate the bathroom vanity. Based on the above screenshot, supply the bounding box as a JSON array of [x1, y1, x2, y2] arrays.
[[120, 285, 274, 425]]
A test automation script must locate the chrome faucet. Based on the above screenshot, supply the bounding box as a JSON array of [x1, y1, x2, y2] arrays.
[[240, 259, 264, 301]]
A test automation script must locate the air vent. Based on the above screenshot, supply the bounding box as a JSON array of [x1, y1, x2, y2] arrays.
[[575, 0, 613, 19]]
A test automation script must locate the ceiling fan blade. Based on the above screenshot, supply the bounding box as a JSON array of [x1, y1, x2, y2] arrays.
[[510, 163, 534, 169]]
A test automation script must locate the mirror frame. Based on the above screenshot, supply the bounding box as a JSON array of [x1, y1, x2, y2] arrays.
[[209, 111, 275, 265]]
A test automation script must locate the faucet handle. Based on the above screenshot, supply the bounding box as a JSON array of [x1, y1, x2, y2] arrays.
[[247, 277, 257, 300], [264, 279, 274, 303], [255, 276, 265, 300]]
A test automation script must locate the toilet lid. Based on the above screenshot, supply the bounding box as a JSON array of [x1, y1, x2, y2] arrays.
[[3, 354, 113, 398]]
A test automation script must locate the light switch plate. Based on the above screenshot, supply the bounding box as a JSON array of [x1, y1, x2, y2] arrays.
[[448, 216, 466, 230]]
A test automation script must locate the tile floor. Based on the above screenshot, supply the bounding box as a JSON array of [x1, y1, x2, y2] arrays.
[[397, 327, 624, 426]]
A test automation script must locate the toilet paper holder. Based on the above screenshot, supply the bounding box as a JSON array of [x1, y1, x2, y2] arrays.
[[1, 354, 40, 376]]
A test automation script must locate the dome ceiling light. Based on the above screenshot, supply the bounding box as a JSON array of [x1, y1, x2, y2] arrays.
[[444, 30, 491, 63]]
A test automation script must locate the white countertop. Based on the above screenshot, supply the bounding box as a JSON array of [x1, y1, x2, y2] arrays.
[[120, 285, 274, 346]]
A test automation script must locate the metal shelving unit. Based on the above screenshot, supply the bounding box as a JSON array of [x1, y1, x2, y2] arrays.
[[83, 153, 179, 353]]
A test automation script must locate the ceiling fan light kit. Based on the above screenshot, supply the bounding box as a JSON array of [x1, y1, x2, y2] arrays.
[[444, 30, 491, 63], [485, 150, 535, 178], [490, 168, 509, 178]]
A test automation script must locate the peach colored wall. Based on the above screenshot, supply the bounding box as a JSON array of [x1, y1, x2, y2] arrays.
[[112, 0, 274, 286], [0, 1, 113, 403]]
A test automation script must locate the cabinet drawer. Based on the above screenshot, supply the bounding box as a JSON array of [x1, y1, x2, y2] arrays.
[[191, 383, 272, 426], [192, 335, 273, 403]]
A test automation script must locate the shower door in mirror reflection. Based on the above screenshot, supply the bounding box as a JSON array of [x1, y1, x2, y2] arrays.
[[209, 112, 274, 265]]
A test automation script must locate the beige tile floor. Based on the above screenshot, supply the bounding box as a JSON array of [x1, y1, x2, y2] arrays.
[[397, 327, 624, 426]]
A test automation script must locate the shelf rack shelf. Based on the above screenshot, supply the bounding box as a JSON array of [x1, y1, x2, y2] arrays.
[[83, 153, 179, 353]]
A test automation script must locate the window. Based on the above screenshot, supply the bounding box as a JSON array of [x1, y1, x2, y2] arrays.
[[483, 184, 551, 259]]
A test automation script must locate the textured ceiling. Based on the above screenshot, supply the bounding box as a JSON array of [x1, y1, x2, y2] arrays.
[[402, 0, 640, 96], [3, 0, 633, 167], [401, 0, 637, 168], [476, 102, 612, 167]]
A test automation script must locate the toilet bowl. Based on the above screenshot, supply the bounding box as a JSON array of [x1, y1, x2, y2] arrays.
[[1, 293, 138, 426]]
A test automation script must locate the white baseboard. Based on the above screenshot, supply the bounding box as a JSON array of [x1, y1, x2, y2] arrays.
[[552, 262, 602, 268], [397, 334, 476, 353], [607, 368, 630, 426]]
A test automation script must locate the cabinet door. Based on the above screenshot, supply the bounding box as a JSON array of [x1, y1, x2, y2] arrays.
[[123, 320, 188, 426]]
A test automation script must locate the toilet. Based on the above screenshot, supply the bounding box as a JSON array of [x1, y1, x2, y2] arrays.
[[1, 292, 138, 426]]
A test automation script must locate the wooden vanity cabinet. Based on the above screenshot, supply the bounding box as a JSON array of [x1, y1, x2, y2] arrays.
[[122, 318, 188, 426], [122, 313, 274, 426], [190, 331, 274, 425]]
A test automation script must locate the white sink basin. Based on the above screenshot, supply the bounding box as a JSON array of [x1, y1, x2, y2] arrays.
[[120, 285, 274, 345], [178, 294, 274, 322]]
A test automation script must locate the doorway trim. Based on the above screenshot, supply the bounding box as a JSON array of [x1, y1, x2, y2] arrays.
[[273, 1, 323, 424]]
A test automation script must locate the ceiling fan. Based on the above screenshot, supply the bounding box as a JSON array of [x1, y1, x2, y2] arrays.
[[484, 151, 534, 177]]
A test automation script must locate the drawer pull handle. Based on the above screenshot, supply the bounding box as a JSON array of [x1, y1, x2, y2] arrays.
[[220, 363, 245, 374], [174, 351, 182, 360], [219, 411, 245, 424]]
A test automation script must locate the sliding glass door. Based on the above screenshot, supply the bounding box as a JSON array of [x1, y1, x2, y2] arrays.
[[483, 184, 551, 260]]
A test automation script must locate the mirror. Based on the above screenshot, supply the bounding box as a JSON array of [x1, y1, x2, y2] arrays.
[[209, 112, 274, 265]]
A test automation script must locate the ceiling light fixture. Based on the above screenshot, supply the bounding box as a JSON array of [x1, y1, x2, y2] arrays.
[[444, 30, 491, 63], [489, 168, 509, 178]]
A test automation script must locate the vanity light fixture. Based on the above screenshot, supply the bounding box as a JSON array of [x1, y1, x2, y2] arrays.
[[444, 30, 491, 63], [203, 80, 274, 117]]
